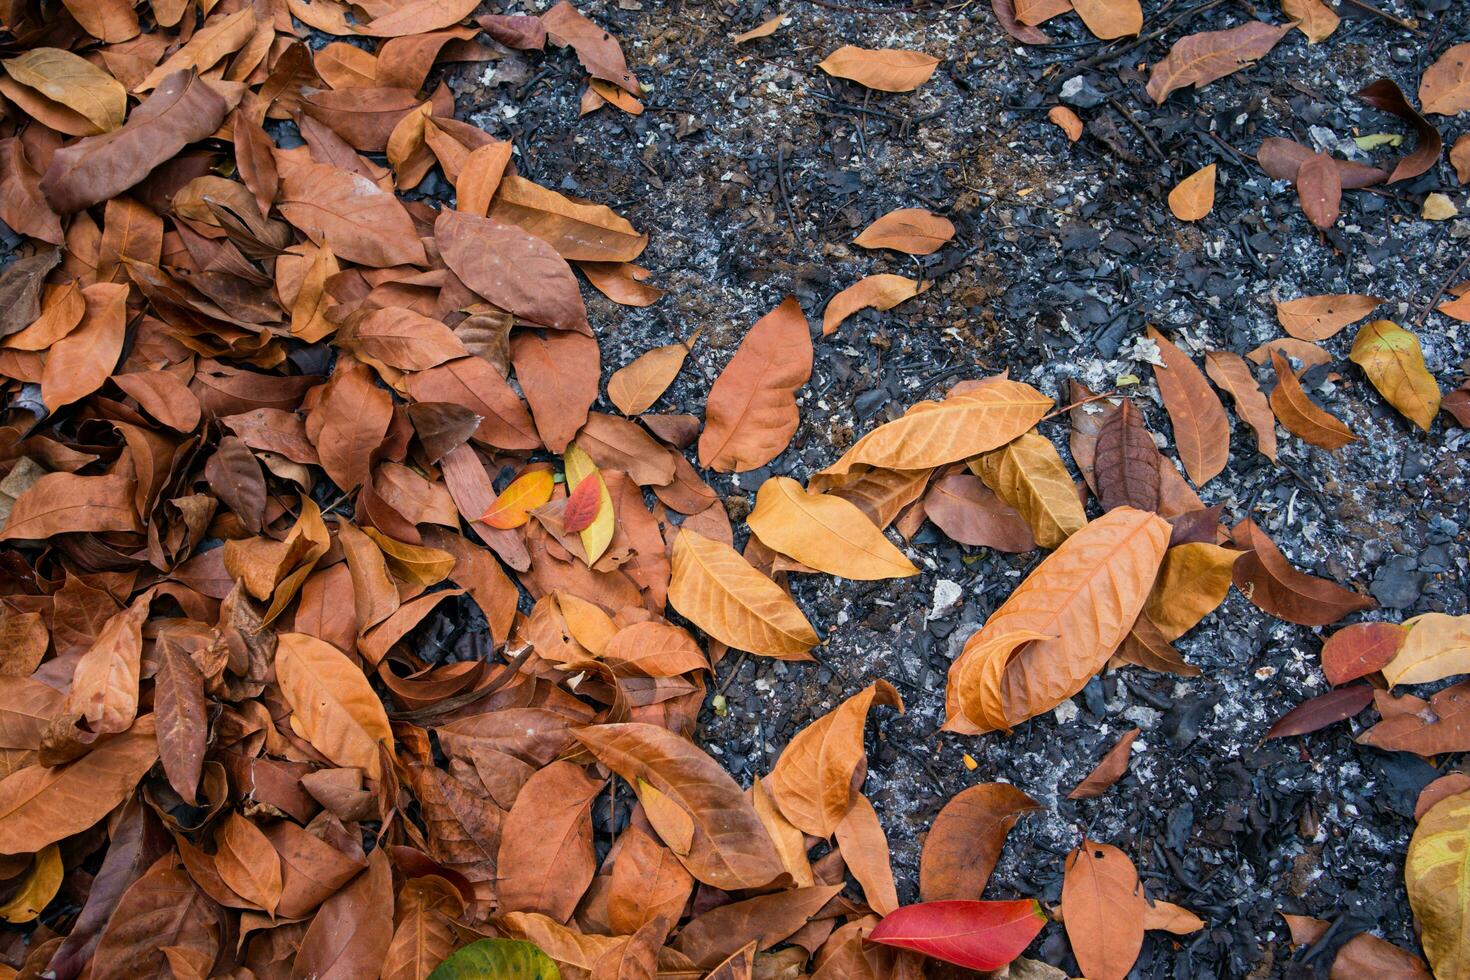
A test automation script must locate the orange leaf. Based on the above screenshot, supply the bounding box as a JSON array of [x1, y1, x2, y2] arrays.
[[1167, 163, 1215, 221], [479, 469, 555, 529]]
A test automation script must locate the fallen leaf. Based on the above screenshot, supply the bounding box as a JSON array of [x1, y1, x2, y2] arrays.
[[1231, 519, 1374, 627], [817, 46, 940, 93], [668, 529, 818, 659], [821, 274, 929, 335], [1296, 151, 1342, 228], [1068, 728, 1139, 799], [1147, 327, 1230, 487], [732, 13, 785, 43], [1361, 681, 1470, 754], [2, 48, 127, 133], [511, 329, 599, 452], [1146, 22, 1289, 103], [496, 761, 601, 922], [673, 884, 843, 968], [1167, 163, 1215, 221], [275, 633, 393, 778], [564, 442, 614, 564], [1349, 320, 1440, 431], [852, 208, 955, 255], [1358, 78, 1443, 184], [748, 476, 917, 579], [993, 0, 1054, 43], [1418, 775, 1470, 822], [1383, 613, 1470, 687], [945, 508, 1170, 733], [428, 939, 561, 979], [1014, 0, 1072, 25], [607, 336, 694, 415], [1202, 352, 1274, 462], [1283, 0, 1339, 42], [1267, 349, 1358, 450], [41, 281, 127, 412], [1406, 788, 1470, 977], [1453, 134, 1470, 183], [436, 209, 589, 333], [1144, 541, 1240, 640], [280, 160, 426, 267], [919, 784, 1040, 902], [835, 794, 899, 914], [1093, 398, 1161, 512], [822, 379, 1052, 476], [867, 900, 1046, 972], [1061, 841, 1146, 980], [1266, 685, 1374, 738], [542, 0, 640, 96], [1321, 621, 1408, 685], [922, 474, 1036, 552], [974, 431, 1087, 549], [766, 680, 902, 837], [1420, 43, 1470, 115], [698, 298, 812, 473], [1071, 0, 1141, 39], [1048, 106, 1083, 141], [487, 175, 645, 262], [573, 723, 785, 890], [1248, 337, 1332, 370], [1274, 295, 1382, 341], [0, 844, 61, 923]]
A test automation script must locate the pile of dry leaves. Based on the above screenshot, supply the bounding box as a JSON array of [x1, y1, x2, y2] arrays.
[[0, 0, 1468, 977]]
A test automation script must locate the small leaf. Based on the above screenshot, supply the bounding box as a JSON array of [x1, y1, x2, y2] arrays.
[[480, 468, 555, 529], [1203, 350, 1277, 461], [974, 431, 1086, 549], [563, 442, 613, 564], [821, 273, 929, 335], [1071, 0, 1141, 39], [1168, 163, 1216, 220], [817, 46, 940, 92], [1048, 106, 1083, 141], [1296, 151, 1342, 228], [607, 335, 695, 415], [560, 474, 602, 533], [1147, 327, 1230, 487], [1267, 349, 1358, 450], [1062, 841, 1147, 980], [428, 938, 561, 979], [1321, 621, 1408, 685], [920, 784, 1040, 902], [1068, 727, 1140, 799], [868, 900, 1047, 972], [1420, 43, 1470, 116]]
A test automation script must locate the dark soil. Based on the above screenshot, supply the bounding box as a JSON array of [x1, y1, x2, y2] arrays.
[[450, 1, 1470, 976]]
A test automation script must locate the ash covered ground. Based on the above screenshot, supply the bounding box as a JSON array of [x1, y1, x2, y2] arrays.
[[432, 1, 1470, 975]]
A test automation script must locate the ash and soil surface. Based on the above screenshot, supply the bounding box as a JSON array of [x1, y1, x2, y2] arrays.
[[458, 0, 1470, 975]]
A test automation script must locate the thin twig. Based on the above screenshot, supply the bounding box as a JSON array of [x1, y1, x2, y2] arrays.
[[1340, 0, 1426, 36], [1419, 252, 1470, 326], [1107, 96, 1164, 161]]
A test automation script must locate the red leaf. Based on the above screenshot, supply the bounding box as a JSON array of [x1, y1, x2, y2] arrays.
[[561, 474, 602, 533], [867, 899, 1046, 971], [1320, 622, 1407, 686], [1266, 685, 1373, 739]]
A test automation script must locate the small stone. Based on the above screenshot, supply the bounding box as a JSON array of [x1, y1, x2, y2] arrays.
[[1371, 556, 1427, 609], [929, 579, 963, 621], [1423, 193, 1459, 221], [1059, 75, 1107, 109]]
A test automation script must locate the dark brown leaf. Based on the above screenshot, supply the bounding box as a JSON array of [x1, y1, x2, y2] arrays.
[[436, 209, 590, 334], [1266, 686, 1373, 739], [1296, 152, 1342, 229], [1358, 78, 1443, 184], [1094, 399, 1161, 512], [1068, 727, 1140, 798]]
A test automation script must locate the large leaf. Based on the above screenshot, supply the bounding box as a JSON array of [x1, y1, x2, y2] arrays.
[[41, 70, 226, 213], [1420, 43, 1470, 116], [1230, 519, 1373, 627], [698, 298, 812, 473], [275, 633, 393, 778], [868, 899, 1046, 971], [1406, 790, 1470, 978], [2, 48, 126, 133], [1145, 21, 1290, 103], [293, 848, 393, 980], [0, 716, 158, 855], [279, 160, 426, 267], [668, 529, 818, 659], [919, 784, 1040, 902], [817, 45, 940, 92], [89, 862, 219, 980], [1147, 327, 1229, 487], [945, 508, 1170, 734], [765, 680, 903, 837], [852, 208, 955, 254], [1349, 320, 1440, 432], [1268, 350, 1358, 450], [1383, 613, 1470, 687], [495, 761, 601, 922], [436, 209, 589, 334], [428, 939, 561, 980], [821, 379, 1052, 476], [571, 723, 785, 890], [747, 476, 917, 579], [1061, 841, 1147, 980]]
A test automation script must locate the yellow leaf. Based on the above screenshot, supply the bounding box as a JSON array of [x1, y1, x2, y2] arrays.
[[973, 432, 1086, 549], [1406, 789, 1470, 978], [361, 527, 456, 586], [747, 476, 917, 580], [668, 529, 818, 659], [822, 378, 1052, 476], [1349, 320, 1440, 431], [1167, 163, 1216, 221], [2, 48, 126, 133], [555, 591, 618, 656], [1144, 542, 1241, 640], [564, 442, 614, 565], [1383, 612, 1470, 687], [0, 844, 61, 923]]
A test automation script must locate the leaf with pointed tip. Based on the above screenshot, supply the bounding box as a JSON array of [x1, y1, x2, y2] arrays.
[[748, 476, 917, 579], [1266, 686, 1373, 739], [1068, 728, 1140, 798], [1203, 350, 1277, 461], [1145, 22, 1289, 103], [869, 899, 1046, 972], [1231, 519, 1374, 626], [974, 432, 1085, 549], [920, 784, 1040, 902], [1267, 349, 1358, 450], [1321, 621, 1407, 685], [668, 529, 818, 659], [1093, 399, 1160, 512], [1147, 327, 1230, 487], [275, 633, 393, 778], [817, 46, 939, 92], [1275, 294, 1382, 340], [699, 298, 812, 472], [1349, 320, 1440, 431]]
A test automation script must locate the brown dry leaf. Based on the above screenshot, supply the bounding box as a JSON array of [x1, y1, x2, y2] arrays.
[[1167, 163, 1215, 221], [698, 298, 812, 473], [669, 529, 818, 659], [1453, 134, 1470, 183], [573, 723, 785, 890], [1146, 22, 1290, 103], [1014, 0, 1073, 25], [852, 208, 955, 255], [436, 209, 589, 334], [1144, 542, 1240, 640], [673, 885, 843, 968], [1421, 43, 1470, 116], [1321, 621, 1408, 686], [279, 160, 426, 268], [2, 49, 127, 133], [1382, 613, 1470, 687], [733, 13, 786, 43], [1267, 349, 1358, 450], [1296, 151, 1342, 228], [1093, 398, 1161, 512], [1360, 681, 1470, 755], [974, 431, 1087, 549], [944, 508, 1170, 734], [817, 46, 939, 93], [350, 307, 468, 372], [834, 793, 898, 915], [608, 334, 696, 415], [1071, 0, 1142, 40], [821, 274, 929, 336], [214, 813, 283, 916], [487, 175, 646, 263], [1067, 728, 1140, 799], [747, 477, 917, 580], [135, 8, 257, 92], [1231, 519, 1374, 627], [0, 472, 141, 541], [1349, 320, 1440, 432], [275, 633, 393, 778], [1061, 841, 1148, 980], [1247, 337, 1332, 370], [1048, 106, 1084, 141], [822, 378, 1052, 476], [512, 330, 599, 453], [542, 0, 640, 96], [766, 680, 903, 837], [1283, 0, 1339, 42], [1203, 350, 1277, 461], [1146, 327, 1230, 487], [922, 473, 1036, 552], [919, 784, 1040, 902], [497, 761, 602, 921]]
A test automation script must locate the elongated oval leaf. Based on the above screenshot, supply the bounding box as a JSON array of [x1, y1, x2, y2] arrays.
[[698, 298, 812, 472], [668, 529, 818, 659], [817, 46, 939, 92], [868, 899, 1046, 972], [1349, 320, 1440, 431], [275, 633, 393, 778], [1406, 789, 1470, 978], [747, 476, 916, 580]]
